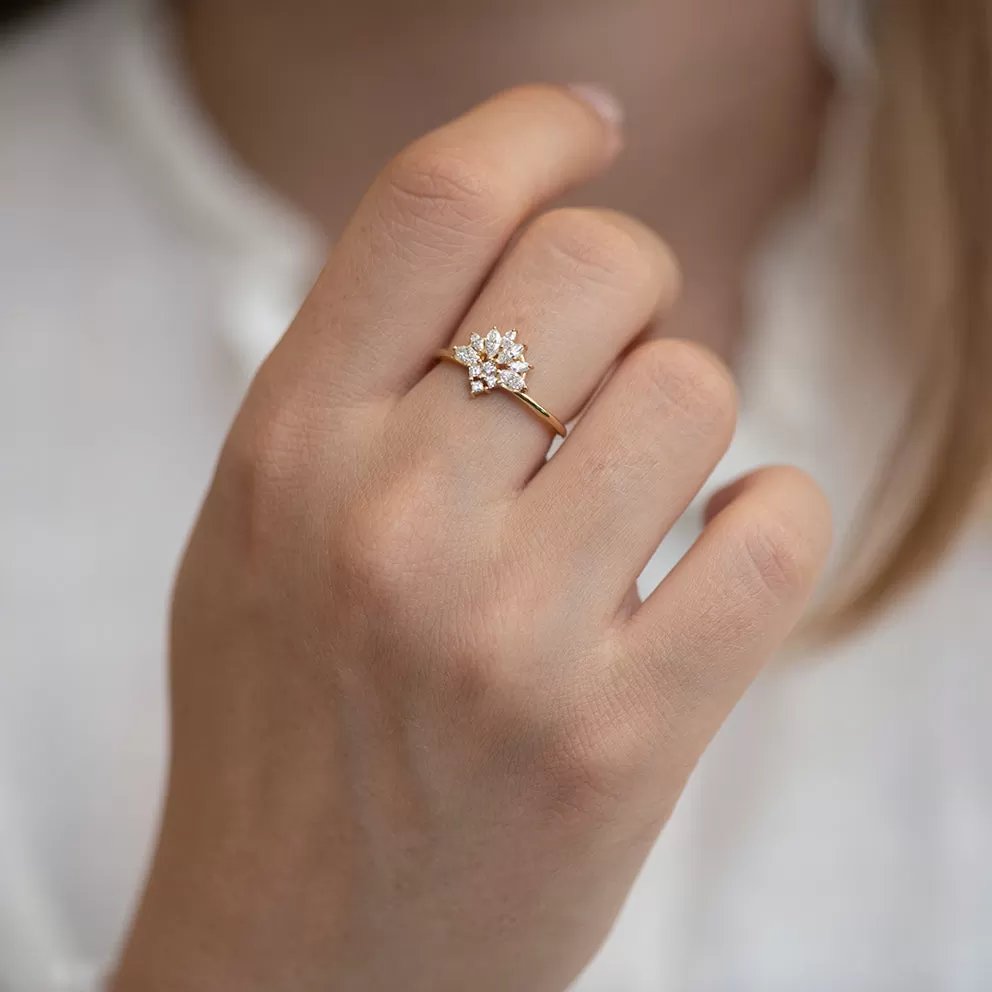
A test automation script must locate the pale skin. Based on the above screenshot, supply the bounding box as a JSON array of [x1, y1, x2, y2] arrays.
[[180, 0, 828, 358], [114, 3, 833, 989]]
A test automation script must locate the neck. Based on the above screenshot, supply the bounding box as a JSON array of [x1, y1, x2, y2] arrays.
[[178, 0, 829, 358]]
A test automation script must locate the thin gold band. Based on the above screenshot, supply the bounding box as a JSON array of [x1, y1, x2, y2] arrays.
[[434, 349, 567, 438]]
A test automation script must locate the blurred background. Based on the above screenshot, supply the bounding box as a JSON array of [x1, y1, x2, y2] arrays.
[[2, 1, 991, 989]]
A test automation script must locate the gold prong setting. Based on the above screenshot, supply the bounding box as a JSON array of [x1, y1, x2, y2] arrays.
[[453, 328, 531, 396]]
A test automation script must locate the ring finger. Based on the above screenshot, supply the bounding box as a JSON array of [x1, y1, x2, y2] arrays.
[[397, 207, 681, 490]]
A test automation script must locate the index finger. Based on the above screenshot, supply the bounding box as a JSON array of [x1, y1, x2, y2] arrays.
[[269, 84, 623, 410]]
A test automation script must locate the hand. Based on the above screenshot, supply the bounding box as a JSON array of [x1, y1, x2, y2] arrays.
[[113, 85, 831, 992]]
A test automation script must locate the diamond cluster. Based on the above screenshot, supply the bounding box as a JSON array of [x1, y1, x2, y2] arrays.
[[453, 328, 531, 396]]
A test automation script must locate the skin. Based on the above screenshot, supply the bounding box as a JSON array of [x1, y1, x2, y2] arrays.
[[114, 5, 833, 989], [179, 0, 829, 359]]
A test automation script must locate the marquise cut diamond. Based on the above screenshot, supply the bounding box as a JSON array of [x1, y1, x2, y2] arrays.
[[498, 369, 526, 392]]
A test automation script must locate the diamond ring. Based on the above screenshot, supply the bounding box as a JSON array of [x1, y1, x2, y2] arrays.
[[435, 328, 567, 438]]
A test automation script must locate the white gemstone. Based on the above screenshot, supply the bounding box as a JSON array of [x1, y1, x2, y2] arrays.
[[470, 379, 485, 394], [499, 344, 527, 364], [485, 328, 502, 357], [470, 333, 486, 356], [509, 360, 530, 374], [484, 373, 498, 388], [504, 330, 517, 342], [454, 345, 478, 366], [499, 369, 526, 392], [480, 361, 497, 376], [469, 364, 482, 378]]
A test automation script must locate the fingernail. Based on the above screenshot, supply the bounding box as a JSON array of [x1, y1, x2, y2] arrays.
[[567, 83, 625, 130]]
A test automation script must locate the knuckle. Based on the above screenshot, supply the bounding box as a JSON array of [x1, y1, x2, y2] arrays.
[[332, 464, 451, 604], [336, 506, 420, 602], [334, 507, 418, 607], [536, 727, 643, 824], [631, 338, 738, 438], [239, 406, 306, 479], [540, 751, 626, 823], [738, 510, 816, 607], [530, 208, 657, 293], [210, 400, 321, 565], [525, 681, 648, 823], [381, 143, 509, 239], [223, 402, 309, 503]]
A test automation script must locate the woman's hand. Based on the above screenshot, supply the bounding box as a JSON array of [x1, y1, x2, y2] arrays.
[[113, 86, 831, 992]]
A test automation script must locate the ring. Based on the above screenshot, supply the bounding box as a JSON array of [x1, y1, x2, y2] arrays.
[[435, 328, 567, 438]]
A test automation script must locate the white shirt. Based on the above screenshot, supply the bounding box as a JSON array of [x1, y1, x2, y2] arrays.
[[1, 2, 990, 990]]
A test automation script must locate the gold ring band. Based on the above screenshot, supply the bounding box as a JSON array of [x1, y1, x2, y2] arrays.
[[435, 350, 567, 437], [434, 328, 566, 438]]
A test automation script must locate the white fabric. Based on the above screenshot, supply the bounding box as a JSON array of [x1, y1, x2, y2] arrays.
[[1, 1, 990, 990]]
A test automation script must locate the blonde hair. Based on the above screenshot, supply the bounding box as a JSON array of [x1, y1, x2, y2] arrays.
[[825, 0, 992, 632]]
